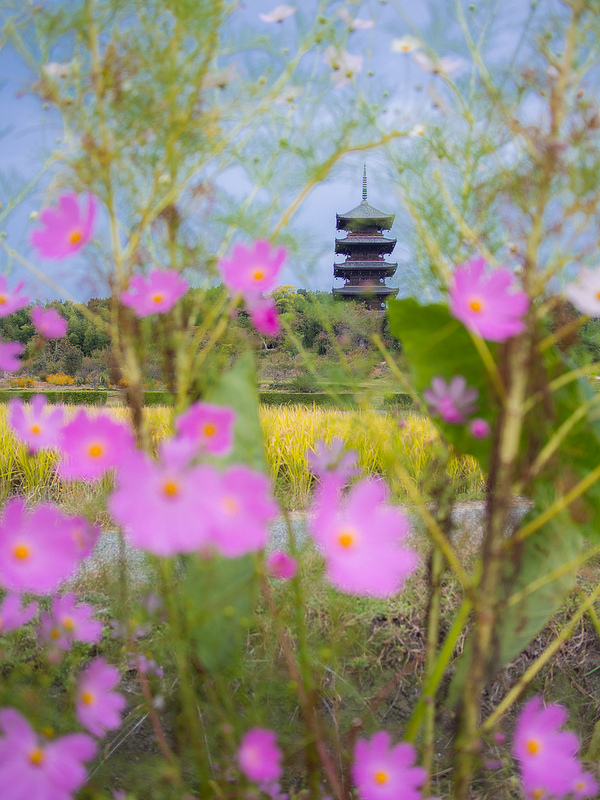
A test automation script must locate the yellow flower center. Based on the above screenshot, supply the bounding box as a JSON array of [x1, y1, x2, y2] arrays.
[[50, 628, 61, 640], [526, 739, 540, 755], [28, 748, 45, 766], [469, 297, 484, 313], [30, 424, 41, 435], [62, 617, 74, 631], [596, 291, 600, 301], [252, 268, 265, 282], [576, 782, 585, 791], [13, 543, 30, 560], [68, 230, 82, 245], [532, 790, 545, 800], [82, 691, 95, 705], [162, 479, 180, 498], [152, 293, 164, 304], [203, 423, 216, 437], [41, 726, 54, 738], [88, 442, 104, 458], [0, 295, 6, 305], [374, 771, 388, 784], [336, 528, 356, 549]]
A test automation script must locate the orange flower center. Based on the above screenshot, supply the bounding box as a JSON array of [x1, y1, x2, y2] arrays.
[[374, 771, 388, 784], [468, 297, 484, 313], [88, 442, 104, 458], [596, 291, 600, 301], [50, 628, 61, 639], [252, 268, 265, 282], [62, 617, 74, 631], [336, 528, 356, 549], [13, 543, 30, 560], [68, 230, 82, 245], [30, 424, 41, 435], [82, 691, 95, 705], [162, 479, 180, 498], [532, 790, 545, 800], [576, 782, 585, 791], [0, 295, 6, 305], [152, 293, 164, 304], [203, 423, 216, 437], [526, 739, 540, 755], [222, 496, 238, 515], [28, 748, 45, 766]]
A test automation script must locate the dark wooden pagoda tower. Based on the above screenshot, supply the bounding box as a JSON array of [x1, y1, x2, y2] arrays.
[[333, 166, 398, 309]]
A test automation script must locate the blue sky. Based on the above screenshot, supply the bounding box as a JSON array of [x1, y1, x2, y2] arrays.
[[0, 0, 550, 302]]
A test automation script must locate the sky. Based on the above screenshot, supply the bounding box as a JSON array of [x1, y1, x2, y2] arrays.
[[0, 0, 553, 302]]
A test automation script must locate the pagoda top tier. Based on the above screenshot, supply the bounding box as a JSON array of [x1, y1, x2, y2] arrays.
[[336, 165, 395, 231]]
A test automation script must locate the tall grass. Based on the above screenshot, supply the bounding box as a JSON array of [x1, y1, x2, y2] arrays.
[[0, 404, 485, 514]]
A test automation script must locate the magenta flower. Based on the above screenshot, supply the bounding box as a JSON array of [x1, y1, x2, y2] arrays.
[[266, 551, 297, 580], [0, 276, 29, 317], [109, 442, 214, 556], [31, 306, 68, 339], [31, 192, 97, 260], [204, 465, 278, 558], [238, 728, 283, 783], [219, 240, 286, 302], [423, 376, 478, 424], [307, 438, 360, 483], [310, 477, 418, 597], [65, 517, 100, 560], [76, 658, 126, 738], [0, 593, 38, 633], [58, 411, 134, 481], [120, 268, 189, 317], [249, 296, 281, 336], [175, 401, 236, 457], [513, 696, 596, 800], [352, 731, 427, 800], [0, 499, 83, 594], [0, 340, 23, 372], [0, 708, 96, 799], [9, 394, 64, 452], [449, 257, 529, 341], [40, 592, 102, 651], [469, 418, 491, 439]]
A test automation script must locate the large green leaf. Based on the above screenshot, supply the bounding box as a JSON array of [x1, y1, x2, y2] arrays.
[[387, 299, 497, 468]]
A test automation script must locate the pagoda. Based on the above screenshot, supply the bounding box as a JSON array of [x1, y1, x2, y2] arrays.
[[332, 166, 398, 308]]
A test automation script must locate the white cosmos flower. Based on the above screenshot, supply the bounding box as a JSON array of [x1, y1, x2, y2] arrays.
[[564, 268, 600, 316], [338, 8, 374, 30], [390, 35, 421, 54], [412, 51, 464, 77], [323, 47, 363, 88], [259, 4, 296, 23]]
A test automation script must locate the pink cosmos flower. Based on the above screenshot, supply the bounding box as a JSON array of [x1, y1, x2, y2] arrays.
[[469, 418, 491, 439], [58, 411, 134, 481], [0, 340, 23, 372], [449, 256, 529, 342], [307, 438, 360, 483], [0, 593, 38, 633], [352, 731, 427, 800], [9, 394, 64, 452], [310, 477, 418, 597], [109, 441, 214, 556], [0, 708, 96, 799], [249, 296, 281, 336], [31, 306, 68, 339], [204, 465, 278, 558], [513, 696, 596, 800], [423, 376, 478, 424], [40, 592, 102, 651], [30, 192, 97, 260], [0, 499, 83, 594], [0, 276, 29, 317], [238, 728, 283, 784], [120, 269, 189, 318], [266, 551, 297, 580], [564, 267, 600, 316], [175, 401, 236, 457], [76, 658, 126, 738], [65, 517, 100, 560], [259, 4, 296, 22], [218, 240, 286, 302]]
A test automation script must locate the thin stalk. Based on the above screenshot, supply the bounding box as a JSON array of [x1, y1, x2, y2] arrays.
[[422, 546, 445, 795]]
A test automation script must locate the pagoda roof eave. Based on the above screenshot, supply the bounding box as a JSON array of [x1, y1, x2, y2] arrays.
[[333, 285, 398, 297]]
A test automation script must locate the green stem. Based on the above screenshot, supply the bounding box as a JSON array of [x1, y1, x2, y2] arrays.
[[422, 546, 444, 794]]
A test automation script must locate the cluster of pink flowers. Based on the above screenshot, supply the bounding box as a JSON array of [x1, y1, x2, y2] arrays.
[[449, 256, 528, 342], [218, 240, 286, 336], [0, 276, 29, 373], [423, 375, 490, 438], [9, 394, 64, 452], [513, 696, 597, 799], [120, 269, 189, 317], [39, 592, 102, 653]]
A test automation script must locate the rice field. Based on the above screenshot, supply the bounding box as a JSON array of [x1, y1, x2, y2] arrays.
[[0, 404, 486, 514]]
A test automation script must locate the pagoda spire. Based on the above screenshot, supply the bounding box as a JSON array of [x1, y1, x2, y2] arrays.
[[362, 164, 368, 201]]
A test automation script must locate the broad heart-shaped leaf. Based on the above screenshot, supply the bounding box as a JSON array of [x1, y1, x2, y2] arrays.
[[205, 350, 266, 472], [183, 552, 257, 674], [387, 299, 497, 469]]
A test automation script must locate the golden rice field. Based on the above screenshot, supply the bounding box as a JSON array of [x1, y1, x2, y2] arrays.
[[0, 404, 485, 514]]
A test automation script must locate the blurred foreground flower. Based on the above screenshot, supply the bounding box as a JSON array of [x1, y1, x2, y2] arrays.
[[219, 240, 286, 301], [310, 477, 417, 597], [0, 593, 38, 633], [58, 411, 134, 481], [0, 340, 23, 372], [76, 658, 126, 738], [120, 269, 189, 317], [323, 47, 363, 88], [0, 276, 29, 317], [266, 551, 297, 580], [31, 307, 68, 339], [31, 193, 96, 260], [39, 592, 102, 652], [0, 708, 96, 799], [449, 256, 528, 342], [564, 266, 600, 316], [238, 728, 283, 783], [249, 296, 281, 336], [352, 731, 427, 800], [9, 394, 64, 452], [338, 8, 374, 30], [175, 401, 235, 457], [423, 375, 478, 424], [259, 4, 296, 23], [308, 437, 359, 483], [390, 35, 421, 54]]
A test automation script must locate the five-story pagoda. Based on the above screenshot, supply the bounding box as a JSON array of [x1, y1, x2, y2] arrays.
[[333, 166, 398, 308]]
